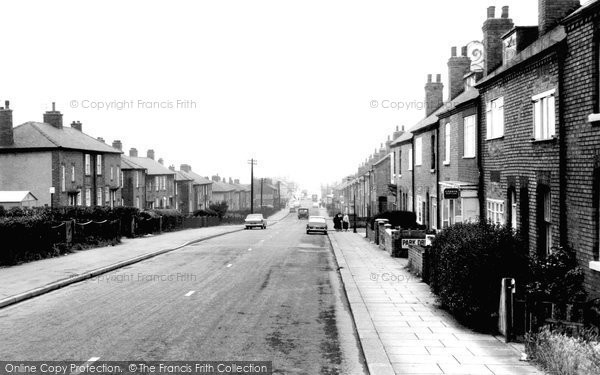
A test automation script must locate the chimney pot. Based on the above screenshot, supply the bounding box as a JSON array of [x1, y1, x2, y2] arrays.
[[97, 137, 105, 143], [129, 148, 138, 157], [487, 6, 496, 18], [436, 74, 441, 83], [501, 6, 509, 18], [451, 46, 457, 57], [147, 149, 155, 160], [427, 74, 432, 83], [43, 103, 63, 129], [52, 102, 56, 111], [461, 46, 468, 57], [4, 100, 9, 109], [71, 121, 82, 131]]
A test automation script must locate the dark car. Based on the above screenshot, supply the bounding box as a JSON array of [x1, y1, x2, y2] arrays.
[[306, 216, 327, 234], [297, 208, 309, 219]]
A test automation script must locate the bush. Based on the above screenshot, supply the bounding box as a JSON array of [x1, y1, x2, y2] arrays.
[[428, 222, 528, 331], [150, 209, 184, 232], [369, 211, 421, 230], [193, 209, 218, 217], [525, 326, 600, 375], [209, 201, 229, 219], [526, 246, 587, 304]]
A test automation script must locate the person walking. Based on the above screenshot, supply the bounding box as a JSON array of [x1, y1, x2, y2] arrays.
[[333, 213, 342, 231], [342, 213, 350, 232]]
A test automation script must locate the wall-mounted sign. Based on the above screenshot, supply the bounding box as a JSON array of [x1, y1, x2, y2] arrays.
[[444, 188, 460, 199], [401, 238, 426, 249]]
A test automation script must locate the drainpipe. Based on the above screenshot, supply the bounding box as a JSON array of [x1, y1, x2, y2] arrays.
[[558, 43, 567, 248]]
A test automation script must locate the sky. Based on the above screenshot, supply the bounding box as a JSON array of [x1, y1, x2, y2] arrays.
[[1, 0, 552, 194]]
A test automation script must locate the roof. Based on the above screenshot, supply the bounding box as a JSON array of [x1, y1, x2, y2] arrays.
[[120, 156, 146, 170], [211, 180, 237, 193], [564, 0, 598, 22], [0, 122, 121, 154], [123, 155, 175, 176], [390, 131, 413, 147], [180, 169, 212, 185], [437, 88, 480, 119], [476, 26, 566, 88], [174, 170, 194, 182], [0, 191, 38, 202]]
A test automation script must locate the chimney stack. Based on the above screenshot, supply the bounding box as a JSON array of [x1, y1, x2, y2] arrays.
[[212, 175, 221, 182], [43, 102, 63, 129], [393, 125, 404, 140], [169, 165, 175, 171], [129, 148, 138, 157], [158, 158, 164, 165], [97, 137, 105, 143], [71, 121, 82, 131], [538, 0, 579, 35], [228, 177, 233, 184], [112, 140, 122, 150], [425, 74, 444, 116], [482, 5, 514, 75], [234, 179, 240, 184], [448, 45, 472, 100], [147, 149, 155, 160], [0, 100, 14, 146], [180, 164, 192, 172]]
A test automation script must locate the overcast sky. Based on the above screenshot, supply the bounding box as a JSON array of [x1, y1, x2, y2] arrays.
[[2, 0, 555, 193]]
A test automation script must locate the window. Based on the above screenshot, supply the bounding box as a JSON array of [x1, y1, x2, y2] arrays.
[[509, 189, 517, 230], [464, 115, 476, 158], [398, 149, 402, 176], [155, 176, 159, 191], [390, 152, 395, 183], [118, 168, 121, 187], [96, 155, 102, 175], [533, 90, 556, 140], [416, 195, 423, 224], [68, 193, 77, 206], [71, 165, 75, 182], [85, 188, 91, 207], [136, 171, 140, 188], [444, 123, 450, 164], [431, 198, 437, 230], [97, 189, 103, 206], [442, 198, 463, 228], [487, 199, 505, 225], [486, 96, 504, 139], [136, 196, 140, 209], [430, 134, 436, 170], [105, 186, 110, 204], [110, 166, 114, 181], [415, 137, 422, 166], [76, 189, 82, 206], [542, 189, 553, 256], [85, 154, 91, 175], [61, 165, 66, 192], [408, 148, 413, 171]]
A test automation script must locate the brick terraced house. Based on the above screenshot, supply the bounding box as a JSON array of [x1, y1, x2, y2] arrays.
[[0, 102, 122, 207]]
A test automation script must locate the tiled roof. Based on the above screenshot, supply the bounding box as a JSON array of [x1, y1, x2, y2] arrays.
[[121, 156, 146, 170], [123, 156, 175, 176], [437, 88, 480, 118], [211, 180, 237, 193], [174, 170, 194, 181], [181, 170, 213, 185], [564, 0, 598, 21], [391, 131, 413, 146], [0, 122, 122, 154]]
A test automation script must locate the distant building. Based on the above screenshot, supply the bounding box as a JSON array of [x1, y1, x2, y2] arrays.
[[121, 148, 175, 209], [0, 102, 122, 207], [0, 191, 38, 208], [179, 164, 213, 211]]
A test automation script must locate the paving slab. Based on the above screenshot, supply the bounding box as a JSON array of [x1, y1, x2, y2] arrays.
[[328, 230, 546, 375]]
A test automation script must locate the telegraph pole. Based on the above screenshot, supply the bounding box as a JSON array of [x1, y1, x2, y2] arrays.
[[248, 159, 257, 213], [260, 178, 264, 209]]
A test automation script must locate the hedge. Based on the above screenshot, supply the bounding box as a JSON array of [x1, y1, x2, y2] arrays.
[[369, 211, 421, 230], [428, 222, 528, 331]]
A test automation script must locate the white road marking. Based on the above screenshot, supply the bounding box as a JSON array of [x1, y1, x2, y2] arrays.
[[226, 264, 232, 268], [185, 291, 195, 297], [71, 357, 100, 375]]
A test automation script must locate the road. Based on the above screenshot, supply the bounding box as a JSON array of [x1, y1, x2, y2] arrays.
[[0, 207, 367, 375]]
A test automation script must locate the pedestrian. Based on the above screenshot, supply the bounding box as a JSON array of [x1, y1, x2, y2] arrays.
[[333, 213, 342, 231], [343, 213, 350, 231]]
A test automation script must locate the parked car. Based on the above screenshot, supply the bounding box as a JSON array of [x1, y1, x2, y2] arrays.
[[306, 216, 327, 234], [297, 208, 309, 219], [289, 206, 297, 213], [244, 213, 266, 229]]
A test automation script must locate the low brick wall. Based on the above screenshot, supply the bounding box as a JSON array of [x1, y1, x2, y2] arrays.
[[381, 228, 404, 257]]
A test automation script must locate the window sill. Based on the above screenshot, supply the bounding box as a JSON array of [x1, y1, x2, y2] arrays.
[[462, 156, 476, 159], [443, 161, 450, 166], [485, 136, 504, 142], [530, 137, 557, 144], [430, 169, 436, 174], [589, 113, 600, 124], [590, 261, 600, 272]]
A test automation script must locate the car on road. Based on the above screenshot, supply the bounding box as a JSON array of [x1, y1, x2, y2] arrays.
[[306, 216, 327, 234], [244, 214, 266, 229], [297, 208, 309, 219]]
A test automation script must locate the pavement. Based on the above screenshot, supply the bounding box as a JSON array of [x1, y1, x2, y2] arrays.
[[328, 229, 546, 375], [0, 210, 289, 308], [0, 207, 367, 374]]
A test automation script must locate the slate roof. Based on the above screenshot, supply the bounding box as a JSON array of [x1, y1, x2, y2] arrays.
[[174, 170, 194, 182], [120, 156, 146, 170], [390, 131, 414, 146], [211, 180, 237, 193], [0, 122, 121, 154], [180, 170, 213, 185], [123, 155, 175, 176]]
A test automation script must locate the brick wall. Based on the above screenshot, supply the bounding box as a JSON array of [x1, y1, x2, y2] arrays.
[[396, 141, 413, 212], [122, 169, 146, 208], [480, 52, 561, 257], [564, 10, 600, 298]]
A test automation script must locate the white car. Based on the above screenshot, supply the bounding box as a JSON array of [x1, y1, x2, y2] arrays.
[[306, 216, 327, 234], [245, 214, 266, 229]]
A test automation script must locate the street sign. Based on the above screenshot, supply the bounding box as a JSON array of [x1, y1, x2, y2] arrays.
[[444, 188, 460, 199], [49, 187, 55, 194], [401, 238, 427, 249]]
